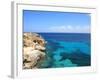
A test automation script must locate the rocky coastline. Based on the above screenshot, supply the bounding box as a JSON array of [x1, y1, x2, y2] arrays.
[[23, 32, 46, 69]]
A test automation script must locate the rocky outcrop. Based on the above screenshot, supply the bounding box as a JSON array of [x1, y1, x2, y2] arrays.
[[23, 32, 46, 69]]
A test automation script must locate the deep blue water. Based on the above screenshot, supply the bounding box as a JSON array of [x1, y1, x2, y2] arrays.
[[37, 33, 91, 68]]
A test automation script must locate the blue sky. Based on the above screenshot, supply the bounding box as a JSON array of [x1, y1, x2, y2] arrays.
[[23, 10, 91, 33]]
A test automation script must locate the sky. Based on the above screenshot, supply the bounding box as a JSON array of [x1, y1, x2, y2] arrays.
[[23, 10, 91, 33]]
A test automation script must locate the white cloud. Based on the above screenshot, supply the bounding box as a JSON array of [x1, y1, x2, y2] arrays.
[[48, 25, 90, 33], [49, 26, 67, 32]]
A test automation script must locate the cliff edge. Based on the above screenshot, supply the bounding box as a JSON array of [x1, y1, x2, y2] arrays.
[[23, 32, 46, 69]]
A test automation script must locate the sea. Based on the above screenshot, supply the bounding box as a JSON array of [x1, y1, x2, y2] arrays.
[[37, 33, 91, 68]]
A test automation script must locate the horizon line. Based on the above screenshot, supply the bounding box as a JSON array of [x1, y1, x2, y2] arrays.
[[23, 32, 90, 34]]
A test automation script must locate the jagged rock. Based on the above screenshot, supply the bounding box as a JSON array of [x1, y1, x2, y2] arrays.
[[23, 32, 46, 69]]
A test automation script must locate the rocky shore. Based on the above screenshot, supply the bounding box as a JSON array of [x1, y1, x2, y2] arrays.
[[23, 32, 46, 69]]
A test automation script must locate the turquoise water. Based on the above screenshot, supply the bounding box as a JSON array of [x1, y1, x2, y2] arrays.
[[38, 33, 91, 68]]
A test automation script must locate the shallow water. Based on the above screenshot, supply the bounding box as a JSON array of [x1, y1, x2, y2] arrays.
[[37, 33, 91, 68]]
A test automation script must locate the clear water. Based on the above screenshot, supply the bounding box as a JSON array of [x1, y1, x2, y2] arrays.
[[37, 33, 91, 68]]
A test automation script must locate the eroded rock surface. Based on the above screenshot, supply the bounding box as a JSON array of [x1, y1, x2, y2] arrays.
[[23, 32, 46, 69]]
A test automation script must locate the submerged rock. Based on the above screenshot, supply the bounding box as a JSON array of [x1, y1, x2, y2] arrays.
[[23, 32, 46, 69], [53, 54, 62, 61], [53, 59, 77, 67]]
